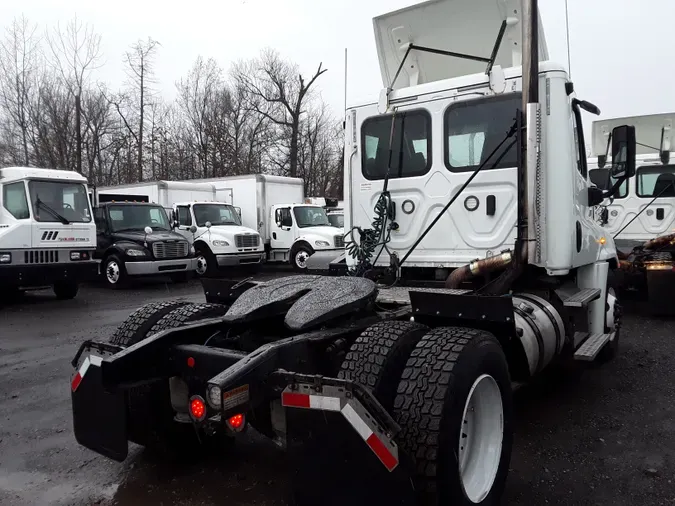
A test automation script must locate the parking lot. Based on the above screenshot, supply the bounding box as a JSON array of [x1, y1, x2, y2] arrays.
[[1, 273, 674, 506]]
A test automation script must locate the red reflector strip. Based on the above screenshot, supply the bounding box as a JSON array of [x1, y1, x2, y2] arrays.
[[281, 392, 341, 411], [71, 372, 83, 392], [281, 392, 310, 408], [366, 433, 398, 472], [71, 355, 103, 392]]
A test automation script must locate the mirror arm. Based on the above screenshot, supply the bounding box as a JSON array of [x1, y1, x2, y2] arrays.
[[602, 175, 627, 199]]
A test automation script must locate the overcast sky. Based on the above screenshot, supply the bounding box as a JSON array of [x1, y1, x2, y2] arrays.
[[2, 0, 672, 135]]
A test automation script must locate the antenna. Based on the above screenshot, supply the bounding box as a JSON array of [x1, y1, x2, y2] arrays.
[[565, 0, 572, 78]]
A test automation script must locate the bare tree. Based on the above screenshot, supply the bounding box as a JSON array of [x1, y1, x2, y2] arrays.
[[46, 15, 102, 174], [0, 16, 41, 166], [234, 49, 327, 177], [113, 37, 160, 181]]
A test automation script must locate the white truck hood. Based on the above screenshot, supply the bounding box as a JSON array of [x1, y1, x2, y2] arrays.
[[209, 225, 260, 237]]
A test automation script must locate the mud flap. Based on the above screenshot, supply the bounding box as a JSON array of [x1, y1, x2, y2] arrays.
[[71, 349, 128, 462], [282, 385, 417, 506]]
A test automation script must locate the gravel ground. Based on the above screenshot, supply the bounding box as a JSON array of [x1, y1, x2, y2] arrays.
[[0, 276, 673, 506]]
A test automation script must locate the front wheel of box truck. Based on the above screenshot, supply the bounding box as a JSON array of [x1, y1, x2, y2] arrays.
[[103, 255, 128, 289], [394, 327, 513, 506]]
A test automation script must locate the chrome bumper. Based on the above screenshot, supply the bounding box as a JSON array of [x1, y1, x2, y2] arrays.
[[125, 257, 198, 276], [216, 253, 265, 267]]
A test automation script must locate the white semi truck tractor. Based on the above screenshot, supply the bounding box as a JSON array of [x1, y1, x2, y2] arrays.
[[70, 0, 636, 504], [0, 167, 97, 301]]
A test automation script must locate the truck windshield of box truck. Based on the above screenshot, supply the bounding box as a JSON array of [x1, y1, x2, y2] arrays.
[[193, 203, 241, 227]]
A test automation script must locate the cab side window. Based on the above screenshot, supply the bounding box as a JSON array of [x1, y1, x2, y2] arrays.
[[2, 182, 30, 220], [177, 206, 192, 226], [94, 208, 107, 232]]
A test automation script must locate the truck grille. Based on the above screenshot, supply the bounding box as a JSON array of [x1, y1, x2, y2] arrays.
[[334, 235, 345, 248], [235, 234, 260, 248], [152, 241, 188, 259], [25, 250, 60, 264]]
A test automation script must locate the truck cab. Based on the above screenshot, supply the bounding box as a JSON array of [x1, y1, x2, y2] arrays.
[[93, 202, 198, 288], [0, 167, 97, 300], [268, 203, 345, 270], [171, 201, 264, 276], [589, 113, 675, 253]]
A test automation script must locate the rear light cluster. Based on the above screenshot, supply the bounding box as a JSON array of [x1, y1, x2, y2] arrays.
[[70, 251, 91, 261]]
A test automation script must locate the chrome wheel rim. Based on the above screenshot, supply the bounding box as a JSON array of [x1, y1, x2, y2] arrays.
[[195, 255, 208, 276], [106, 261, 120, 284], [295, 250, 310, 269]]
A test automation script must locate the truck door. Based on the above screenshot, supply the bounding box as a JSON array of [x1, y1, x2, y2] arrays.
[[270, 206, 294, 250], [175, 205, 194, 242]]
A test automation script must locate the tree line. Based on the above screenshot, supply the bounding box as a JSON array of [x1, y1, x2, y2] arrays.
[[0, 16, 344, 198]]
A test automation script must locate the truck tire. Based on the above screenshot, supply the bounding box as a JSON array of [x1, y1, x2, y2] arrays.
[[103, 254, 128, 289], [109, 300, 191, 347], [290, 244, 314, 271], [597, 269, 621, 363], [147, 302, 229, 336], [394, 327, 513, 506], [338, 320, 428, 410], [53, 281, 78, 300], [195, 245, 218, 278]]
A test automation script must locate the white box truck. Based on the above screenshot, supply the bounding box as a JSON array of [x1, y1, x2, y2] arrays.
[[178, 174, 345, 270], [0, 166, 97, 300]]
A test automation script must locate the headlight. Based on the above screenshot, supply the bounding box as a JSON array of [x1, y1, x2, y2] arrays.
[[126, 248, 147, 257], [207, 384, 222, 409], [0, 252, 11, 264], [70, 252, 81, 260], [213, 240, 229, 247], [315, 240, 330, 247]]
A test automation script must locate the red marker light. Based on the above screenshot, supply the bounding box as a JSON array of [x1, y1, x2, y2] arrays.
[[228, 414, 244, 430], [189, 396, 206, 421], [187, 356, 195, 368]]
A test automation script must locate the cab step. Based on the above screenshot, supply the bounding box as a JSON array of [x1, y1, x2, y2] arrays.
[[561, 288, 601, 308], [574, 332, 613, 361]]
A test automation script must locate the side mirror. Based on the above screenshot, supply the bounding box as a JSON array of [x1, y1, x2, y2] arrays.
[[205, 221, 212, 229], [189, 225, 197, 234], [144, 226, 153, 235], [610, 125, 636, 179]]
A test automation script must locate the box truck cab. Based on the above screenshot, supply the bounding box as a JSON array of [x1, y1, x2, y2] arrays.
[[171, 201, 264, 275], [93, 202, 198, 288], [269, 203, 345, 270], [0, 167, 97, 300]]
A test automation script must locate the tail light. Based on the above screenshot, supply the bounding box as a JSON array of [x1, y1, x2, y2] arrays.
[[189, 395, 207, 422], [227, 413, 246, 432]]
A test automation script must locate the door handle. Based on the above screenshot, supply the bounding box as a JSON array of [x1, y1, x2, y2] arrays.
[[656, 208, 665, 220], [486, 195, 496, 216]]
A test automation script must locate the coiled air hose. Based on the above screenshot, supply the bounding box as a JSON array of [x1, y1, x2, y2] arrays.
[[345, 190, 393, 277]]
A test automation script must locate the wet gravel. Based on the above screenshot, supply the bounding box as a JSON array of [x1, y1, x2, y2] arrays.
[[0, 278, 674, 506]]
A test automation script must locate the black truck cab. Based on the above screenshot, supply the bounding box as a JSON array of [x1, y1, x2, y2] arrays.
[[93, 202, 198, 288]]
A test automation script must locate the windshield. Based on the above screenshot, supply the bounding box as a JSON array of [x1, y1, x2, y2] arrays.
[[107, 204, 170, 232], [28, 180, 91, 223], [193, 204, 242, 227], [328, 214, 344, 228], [293, 206, 330, 228], [636, 165, 675, 198]]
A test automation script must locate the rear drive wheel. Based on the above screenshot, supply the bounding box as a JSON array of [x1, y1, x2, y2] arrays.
[[103, 255, 127, 289], [53, 281, 79, 300], [338, 320, 428, 410], [109, 300, 191, 347], [394, 327, 513, 506], [290, 244, 313, 271]]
